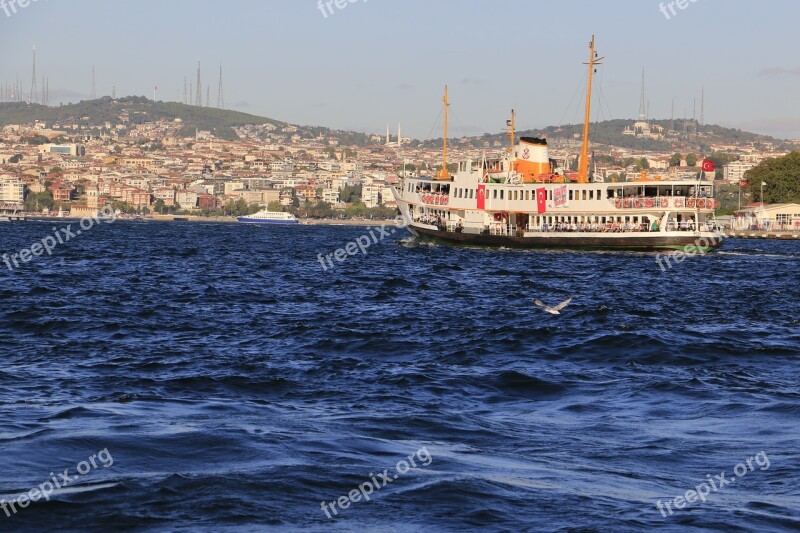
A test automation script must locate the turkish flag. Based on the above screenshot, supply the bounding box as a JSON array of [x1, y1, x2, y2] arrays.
[[536, 187, 547, 214], [701, 159, 715, 173], [477, 184, 485, 209]]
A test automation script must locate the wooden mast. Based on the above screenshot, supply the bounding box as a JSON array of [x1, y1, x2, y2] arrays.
[[578, 36, 603, 184], [436, 85, 449, 180], [507, 109, 516, 174], [508, 109, 515, 153]]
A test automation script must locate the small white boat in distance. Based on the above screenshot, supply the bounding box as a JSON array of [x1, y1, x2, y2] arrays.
[[237, 210, 299, 225]]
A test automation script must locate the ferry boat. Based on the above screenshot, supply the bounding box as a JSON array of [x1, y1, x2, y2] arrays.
[[391, 36, 722, 252], [0, 204, 26, 222], [237, 209, 298, 225]]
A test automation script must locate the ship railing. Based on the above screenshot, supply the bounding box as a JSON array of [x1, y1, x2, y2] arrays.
[[528, 223, 658, 233], [489, 223, 516, 236], [418, 193, 450, 206], [609, 197, 718, 210], [664, 221, 717, 232]]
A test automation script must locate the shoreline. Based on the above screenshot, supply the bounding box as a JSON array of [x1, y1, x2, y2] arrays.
[[24, 215, 397, 226]]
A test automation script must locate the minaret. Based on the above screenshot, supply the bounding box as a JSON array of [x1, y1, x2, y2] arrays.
[[189, 81, 193, 105], [30, 46, 38, 104], [195, 62, 202, 107], [183, 75, 187, 105], [670, 97, 675, 133], [397, 123, 402, 147], [386, 123, 390, 144], [638, 68, 645, 121]]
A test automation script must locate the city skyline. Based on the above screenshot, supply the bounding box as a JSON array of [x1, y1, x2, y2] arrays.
[[1, 0, 799, 139]]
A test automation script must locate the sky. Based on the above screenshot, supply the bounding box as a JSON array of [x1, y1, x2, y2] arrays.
[[1, 0, 799, 140]]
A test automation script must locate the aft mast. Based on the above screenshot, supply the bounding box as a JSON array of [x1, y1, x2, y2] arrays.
[[436, 85, 450, 180], [578, 36, 603, 184]]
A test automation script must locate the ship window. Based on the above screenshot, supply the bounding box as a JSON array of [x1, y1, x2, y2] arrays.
[[500, 190, 504, 200], [589, 190, 594, 200], [548, 190, 552, 200], [597, 189, 601, 199], [569, 190, 573, 201], [582, 190, 587, 200], [525, 190, 530, 201]]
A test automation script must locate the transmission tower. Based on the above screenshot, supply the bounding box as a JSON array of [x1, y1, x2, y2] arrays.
[[195, 62, 202, 107], [30, 46, 38, 104], [217, 63, 224, 109]]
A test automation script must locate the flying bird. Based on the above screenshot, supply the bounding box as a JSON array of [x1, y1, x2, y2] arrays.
[[533, 296, 573, 315]]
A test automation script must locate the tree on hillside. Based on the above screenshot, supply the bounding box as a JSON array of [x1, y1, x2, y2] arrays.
[[686, 153, 697, 167], [744, 151, 800, 203], [24, 191, 54, 212], [340, 184, 362, 203], [669, 153, 682, 167]]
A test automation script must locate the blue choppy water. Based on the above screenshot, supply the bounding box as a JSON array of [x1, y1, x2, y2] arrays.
[[1, 221, 799, 532]]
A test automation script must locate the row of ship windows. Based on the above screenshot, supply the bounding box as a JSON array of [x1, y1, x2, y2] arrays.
[[451, 188, 606, 201], [534, 215, 651, 224]]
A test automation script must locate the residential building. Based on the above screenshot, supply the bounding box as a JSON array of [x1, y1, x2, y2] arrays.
[[0, 176, 24, 204]]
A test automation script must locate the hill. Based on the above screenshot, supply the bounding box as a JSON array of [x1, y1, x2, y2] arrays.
[[0, 96, 288, 141], [0, 97, 382, 146], [422, 119, 792, 153], [0, 98, 791, 151]]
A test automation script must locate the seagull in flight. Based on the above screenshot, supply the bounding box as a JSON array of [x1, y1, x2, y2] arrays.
[[533, 296, 573, 315]]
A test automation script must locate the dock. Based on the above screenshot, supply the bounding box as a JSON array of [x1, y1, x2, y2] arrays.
[[727, 231, 800, 240]]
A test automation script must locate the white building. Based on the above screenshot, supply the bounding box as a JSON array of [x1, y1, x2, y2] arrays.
[[322, 188, 340, 204], [732, 203, 800, 230], [362, 184, 380, 208], [0, 176, 24, 205], [380, 186, 397, 208], [723, 161, 758, 183]]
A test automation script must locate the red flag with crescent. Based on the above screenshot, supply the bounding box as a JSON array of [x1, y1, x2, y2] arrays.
[[536, 188, 547, 214], [701, 159, 715, 173]]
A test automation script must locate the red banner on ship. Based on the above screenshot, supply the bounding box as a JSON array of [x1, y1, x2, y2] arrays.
[[536, 188, 547, 214], [701, 159, 715, 173], [477, 184, 485, 209]]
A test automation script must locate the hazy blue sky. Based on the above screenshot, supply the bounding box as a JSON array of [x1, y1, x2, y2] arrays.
[[1, 0, 799, 139]]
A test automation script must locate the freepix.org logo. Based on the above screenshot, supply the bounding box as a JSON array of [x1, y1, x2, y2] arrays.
[[1, 0, 41, 19], [659, 0, 701, 20]]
